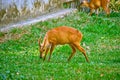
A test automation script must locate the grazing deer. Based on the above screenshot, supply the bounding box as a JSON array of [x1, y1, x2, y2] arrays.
[[38, 26, 89, 62], [80, 0, 110, 15]]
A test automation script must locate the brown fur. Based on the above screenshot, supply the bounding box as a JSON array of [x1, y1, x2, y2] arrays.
[[38, 26, 89, 62], [81, 0, 110, 15]]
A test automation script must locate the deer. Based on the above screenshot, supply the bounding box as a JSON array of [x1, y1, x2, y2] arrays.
[[80, 0, 110, 15], [38, 26, 89, 62]]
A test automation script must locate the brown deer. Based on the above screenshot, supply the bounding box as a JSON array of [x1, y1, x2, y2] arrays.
[[38, 26, 89, 62], [80, 0, 110, 15]]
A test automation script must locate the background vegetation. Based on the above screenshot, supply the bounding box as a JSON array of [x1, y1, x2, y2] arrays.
[[110, 0, 120, 12], [0, 10, 120, 80]]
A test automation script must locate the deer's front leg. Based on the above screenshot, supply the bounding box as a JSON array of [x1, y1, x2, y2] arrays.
[[48, 44, 55, 62], [43, 48, 49, 61]]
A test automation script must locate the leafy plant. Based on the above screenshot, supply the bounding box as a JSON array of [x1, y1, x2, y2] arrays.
[[110, 0, 120, 12]]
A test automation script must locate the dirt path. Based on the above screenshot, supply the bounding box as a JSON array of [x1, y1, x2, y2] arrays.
[[0, 9, 77, 32]]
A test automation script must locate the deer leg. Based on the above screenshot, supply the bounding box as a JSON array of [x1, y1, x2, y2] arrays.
[[48, 44, 55, 62], [103, 6, 110, 16], [89, 9, 94, 15], [68, 44, 76, 61], [43, 48, 50, 61], [74, 42, 89, 62], [96, 9, 99, 15]]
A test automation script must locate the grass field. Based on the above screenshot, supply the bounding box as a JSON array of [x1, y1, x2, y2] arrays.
[[0, 11, 120, 80]]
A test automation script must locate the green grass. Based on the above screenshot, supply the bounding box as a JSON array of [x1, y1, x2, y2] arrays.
[[0, 12, 120, 80]]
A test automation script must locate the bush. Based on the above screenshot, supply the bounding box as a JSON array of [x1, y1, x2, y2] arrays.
[[110, 0, 120, 12]]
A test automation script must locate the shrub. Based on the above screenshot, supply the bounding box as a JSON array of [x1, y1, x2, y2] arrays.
[[110, 0, 120, 12]]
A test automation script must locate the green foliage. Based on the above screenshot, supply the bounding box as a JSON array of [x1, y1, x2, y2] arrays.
[[0, 32, 4, 37], [110, 0, 120, 12], [0, 12, 120, 80]]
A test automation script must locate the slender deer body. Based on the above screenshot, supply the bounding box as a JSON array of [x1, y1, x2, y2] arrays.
[[38, 26, 89, 62], [80, 0, 110, 15]]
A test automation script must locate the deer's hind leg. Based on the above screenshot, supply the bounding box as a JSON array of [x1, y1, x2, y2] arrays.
[[73, 42, 89, 62], [68, 44, 76, 61]]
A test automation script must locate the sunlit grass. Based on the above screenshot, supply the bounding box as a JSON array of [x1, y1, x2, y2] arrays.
[[0, 12, 120, 80]]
